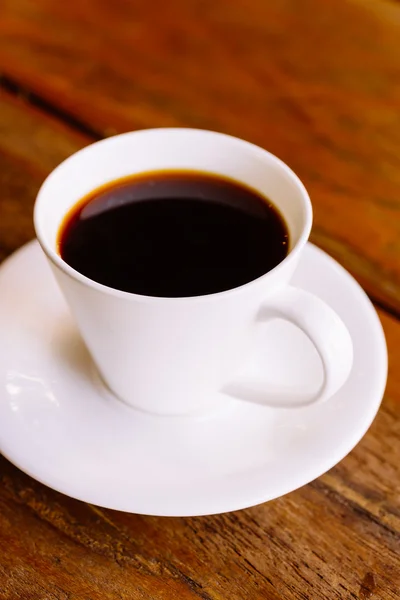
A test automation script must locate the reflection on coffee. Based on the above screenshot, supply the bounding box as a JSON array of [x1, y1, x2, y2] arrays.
[[57, 170, 289, 297]]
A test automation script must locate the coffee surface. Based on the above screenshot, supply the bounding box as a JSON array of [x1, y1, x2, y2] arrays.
[[58, 170, 289, 297]]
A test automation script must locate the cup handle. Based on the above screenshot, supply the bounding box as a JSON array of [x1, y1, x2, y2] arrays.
[[223, 286, 353, 408]]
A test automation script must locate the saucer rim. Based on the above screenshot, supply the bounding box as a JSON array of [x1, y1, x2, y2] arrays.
[[0, 241, 388, 516]]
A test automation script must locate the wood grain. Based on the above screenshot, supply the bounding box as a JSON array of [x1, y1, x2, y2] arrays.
[[1, 0, 400, 311], [0, 92, 86, 261], [0, 88, 399, 599], [0, 1, 399, 598]]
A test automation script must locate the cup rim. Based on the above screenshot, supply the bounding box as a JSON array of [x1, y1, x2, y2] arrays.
[[34, 127, 312, 304]]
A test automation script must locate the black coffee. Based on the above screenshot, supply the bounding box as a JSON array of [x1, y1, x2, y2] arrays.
[[58, 170, 289, 297]]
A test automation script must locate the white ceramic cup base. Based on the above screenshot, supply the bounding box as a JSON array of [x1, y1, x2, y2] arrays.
[[0, 241, 387, 516]]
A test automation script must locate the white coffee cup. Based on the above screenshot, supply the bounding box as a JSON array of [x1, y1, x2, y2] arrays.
[[34, 128, 353, 415]]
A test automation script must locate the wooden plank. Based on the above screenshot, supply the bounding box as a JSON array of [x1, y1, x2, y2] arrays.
[[0, 90, 399, 598], [0, 92, 87, 261], [1, 0, 400, 311]]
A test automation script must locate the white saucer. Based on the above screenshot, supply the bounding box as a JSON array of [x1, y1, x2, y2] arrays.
[[0, 241, 387, 516]]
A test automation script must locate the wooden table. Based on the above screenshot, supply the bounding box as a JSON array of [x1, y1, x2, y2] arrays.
[[0, 0, 399, 597]]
